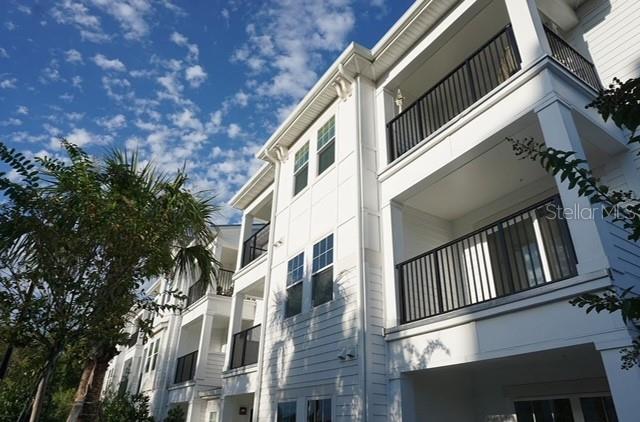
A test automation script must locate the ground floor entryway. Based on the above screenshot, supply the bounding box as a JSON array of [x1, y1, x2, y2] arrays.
[[399, 344, 627, 421]]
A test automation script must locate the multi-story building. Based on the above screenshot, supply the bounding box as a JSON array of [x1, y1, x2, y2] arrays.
[[221, 0, 640, 421], [106, 0, 640, 421], [103, 225, 264, 421]]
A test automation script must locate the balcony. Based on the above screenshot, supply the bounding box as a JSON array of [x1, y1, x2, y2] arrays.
[[241, 224, 270, 268], [396, 195, 577, 324], [186, 268, 235, 306], [174, 350, 198, 384], [217, 268, 234, 296], [386, 23, 602, 164], [544, 26, 601, 92], [229, 324, 261, 369]]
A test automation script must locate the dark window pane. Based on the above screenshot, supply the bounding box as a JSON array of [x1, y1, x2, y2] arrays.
[[312, 267, 333, 307], [277, 402, 297, 422], [294, 165, 308, 195], [307, 399, 331, 422], [581, 396, 618, 422], [318, 141, 335, 174], [230, 331, 246, 369], [514, 399, 574, 422], [285, 283, 302, 318]]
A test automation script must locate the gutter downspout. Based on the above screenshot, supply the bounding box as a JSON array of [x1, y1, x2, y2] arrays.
[[354, 75, 369, 421], [251, 146, 284, 421]]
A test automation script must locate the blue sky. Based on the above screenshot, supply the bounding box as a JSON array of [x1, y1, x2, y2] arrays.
[[0, 0, 412, 221]]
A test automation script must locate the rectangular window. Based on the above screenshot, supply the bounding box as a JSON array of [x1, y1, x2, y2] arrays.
[[317, 116, 335, 175], [208, 411, 218, 422], [277, 402, 297, 422], [581, 396, 618, 422], [514, 399, 574, 422], [312, 234, 334, 307], [144, 339, 160, 373], [285, 253, 304, 318], [293, 143, 309, 196], [307, 398, 331, 422], [150, 339, 160, 370]]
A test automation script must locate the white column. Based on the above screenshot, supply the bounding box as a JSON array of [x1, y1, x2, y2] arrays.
[[505, 0, 551, 65], [537, 100, 611, 274], [600, 346, 640, 421], [195, 312, 214, 379], [223, 292, 245, 369], [236, 214, 254, 271], [381, 201, 405, 327], [375, 87, 396, 167], [388, 376, 415, 422]]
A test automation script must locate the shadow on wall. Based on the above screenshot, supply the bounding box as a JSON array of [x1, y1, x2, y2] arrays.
[[263, 267, 356, 417]]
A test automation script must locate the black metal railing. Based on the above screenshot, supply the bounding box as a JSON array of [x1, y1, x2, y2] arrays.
[[229, 324, 261, 369], [217, 269, 234, 296], [186, 279, 208, 306], [544, 26, 601, 91], [396, 196, 578, 324], [241, 223, 270, 267], [386, 25, 521, 163], [174, 350, 198, 384]]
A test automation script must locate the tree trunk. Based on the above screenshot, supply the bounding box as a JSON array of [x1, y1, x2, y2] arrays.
[[0, 344, 14, 380], [66, 359, 95, 422], [29, 356, 58, 422], [67, 347, 116, 422]]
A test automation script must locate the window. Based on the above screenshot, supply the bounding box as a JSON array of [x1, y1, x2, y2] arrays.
[[312, 234, 334, 307], [581, 396, 618, 422], [317, 116, 335, 175], [307, 398, 331, 422], [514, 399, 574, 422], [208, 411, 218, 422], [285, 253, 304, 318], [144, 339, 160, 373], [293, 143, 309, 195], [277, 402, 297, 422]]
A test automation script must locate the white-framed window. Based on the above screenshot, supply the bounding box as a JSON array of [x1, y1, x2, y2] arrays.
[[277, 401, 297, 422], [208, 411, 218, 422], [307, 398, 332, 422], [144, 338, 160, 373], [312, 234, 334, 307], [293, 143, 309, 196], [317, 116, 335, 175], [285, 252, 304, 318]]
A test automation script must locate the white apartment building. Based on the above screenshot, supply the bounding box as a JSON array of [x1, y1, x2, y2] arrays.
[[107, 0, 640, 421]]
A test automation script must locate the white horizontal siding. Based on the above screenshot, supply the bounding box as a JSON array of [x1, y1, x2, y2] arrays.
[[569, 0, 640, 84]]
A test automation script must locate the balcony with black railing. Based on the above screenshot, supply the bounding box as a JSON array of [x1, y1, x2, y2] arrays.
[[396, 195, 578, 325], [174, 350, 198, 384], [544, 26, 601, 92], [385, 22, 603, 165], [229, 324, 261, 369], [386, 25, 521, 163], [241, 223, 270, 268], [186, 268, 235, 306]]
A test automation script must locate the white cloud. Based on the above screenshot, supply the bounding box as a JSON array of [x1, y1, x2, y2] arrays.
[[51, 0, 110, 43], [71, 75, 83, 88], [227, 123, 242, 138], [16, 106, 29, 115], [0, 48, 8, 59], [185, 65, 207, 88], [0, 118, 22, 127], [89, 0, 152, 41], [5, 21, 17, 31], [170, 31, 199, 62], [234, 91, 249, 107], [17, 5, 32, 14], [65, 49, 83, 64], [231, 0, 355, 117], [171, 109, 203, 131], [102, 76, 132, 101], [93, 54, 126, 72], [97, 114, 127, 131], [0, 78, 17, 89]]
